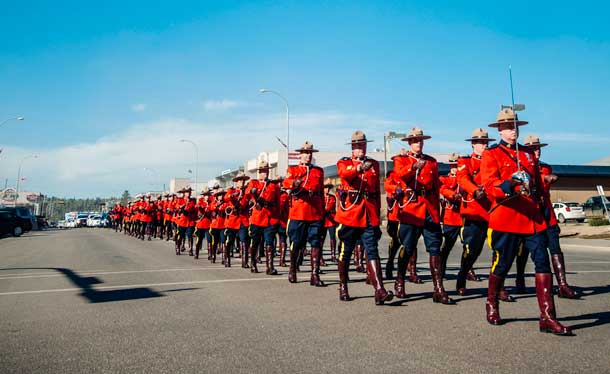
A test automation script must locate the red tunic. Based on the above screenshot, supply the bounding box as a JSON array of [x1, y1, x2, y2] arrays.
[[480, 141, 547, 234], [457, 154, 491, 222], [439, 173, 463, 227], [195, 198, 211, 229], [279, 191, 289, 229], [392, 153, 441, 227], [209, 198, 226, 229], [140, 201, 153, 223], [540, 162, 558, 226], [246, 179, 280, 227], [384, 171, 404, 223], [282, 164, 324, 221], [323, 193, 337, 228], [334, 156, 381, 228], [223, 187, 249, 230]]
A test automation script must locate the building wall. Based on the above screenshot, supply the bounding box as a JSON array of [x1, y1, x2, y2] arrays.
[[550, 177, 610, 203]]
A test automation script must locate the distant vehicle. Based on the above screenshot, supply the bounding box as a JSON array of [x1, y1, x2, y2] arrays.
[[66, 220, 77, 228], [36, 215, 49, 230], [76, 214, 89, 227], [57, 220, 67, 229], [583, 196, 610, 216], [553, 202, 586, 223], [0, 206, 33, 235], [87, 215, 103, 227]]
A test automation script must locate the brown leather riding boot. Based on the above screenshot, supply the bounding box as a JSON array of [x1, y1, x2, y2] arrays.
[[310, 247, 325, 287], [551, 254, 579, 299], [224, 243, 231, 267], [278, 242, 287, 267], [240, 242, 250, 268], [408, 249, 423, 284], [430, 256, 454, 304], [250, 245, 258, 273], [354, 244, 365, 273], [486, 274, 503, 325], [367, 259, 394, 305], [211, 243, 217, 263], [207, 242, 212, 260], [288, 245, 297, 283], [265, 245, 278, 275], [385, 240, 399, 281], [466, 269, 482, 282], [338, 259, 350, 301], [330, 239, 337, 263], [536, 273, 574, 336], [498, 277, 515, 302], [394, 250, 408, 299]]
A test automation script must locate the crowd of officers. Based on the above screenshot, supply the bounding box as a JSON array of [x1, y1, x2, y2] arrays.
[[109, 107, 578, 336]]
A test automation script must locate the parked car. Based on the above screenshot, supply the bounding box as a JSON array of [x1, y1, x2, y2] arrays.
[[553, 202, 586, 223], [582, 195, 610, 217], [76, 214, 89, 227], [66, 220, 77, 228], [0, 208, 33, 237], [57, 220, 67, 229], [87, 215, 103, 227], [0, 207, 33, 234]]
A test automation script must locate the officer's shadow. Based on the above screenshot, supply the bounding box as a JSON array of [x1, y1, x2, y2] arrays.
[[1, 267, 169, 303], [502, 310, 610, 331]]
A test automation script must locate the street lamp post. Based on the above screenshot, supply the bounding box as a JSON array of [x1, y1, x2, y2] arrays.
[[260, 89, 290, 169], [16, 154, 38, 205], [383, 131, 407, 180], [180, 139, 199, 191], [0, 116, 24, 127]]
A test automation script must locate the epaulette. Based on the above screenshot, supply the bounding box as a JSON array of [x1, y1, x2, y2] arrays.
[[459, 155, 471, 159], [391, 154, 407, 161], [423, 154, 437, 162], [540, 161, 550, 167], [340, 156, 351, 161], [311, 165, 323, 171], [487, 143, 499, 150], [364, 156, 378, 162]]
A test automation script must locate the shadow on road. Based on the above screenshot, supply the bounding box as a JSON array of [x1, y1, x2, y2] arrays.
[[0, 267, 163, 303]]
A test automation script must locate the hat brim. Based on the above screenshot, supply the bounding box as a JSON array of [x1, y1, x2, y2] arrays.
[[401, 135, 432, 141], [525, 142, 548, 148], [488, 120, 528, 128], [295, 148, 319, 153], [465, 137, 496, 142], [346, 139, 374, 145], [324, 183, 334, 188], [256, 165, 276, 171], [232, 175, 250, 182]]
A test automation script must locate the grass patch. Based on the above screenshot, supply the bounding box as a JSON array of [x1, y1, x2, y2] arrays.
[[589, 217, 610, 226]]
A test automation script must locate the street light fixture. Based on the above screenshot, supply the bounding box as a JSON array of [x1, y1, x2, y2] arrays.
[[179, 139, 199, 190], [0, 116, 25, 127], [16, 154, 38, 204], [260, 88, 290, 169]]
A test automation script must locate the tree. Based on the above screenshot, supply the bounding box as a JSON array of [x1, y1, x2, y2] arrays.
[[120, 190, 131, 205]]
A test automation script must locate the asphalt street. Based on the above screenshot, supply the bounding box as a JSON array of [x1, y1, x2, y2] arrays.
[[1, 228, 609, 373]]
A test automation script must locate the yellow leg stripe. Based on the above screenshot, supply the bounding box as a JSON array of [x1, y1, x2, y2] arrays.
[[491, 250, 500, 273], [209, 228, 214, 245], [338, 240, 345, 262], [389, 237, 394, 250], [459, 224, 465, 242], [517, 242, 524, 257], [463, 244, 470, 259], [398, 245, 405, 259], [487, 228, 494, 251]]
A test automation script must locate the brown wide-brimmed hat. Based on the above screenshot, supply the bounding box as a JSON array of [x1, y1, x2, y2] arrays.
[[465, 128, 496, 142], [488, 107, 528, 128], [448, 153, 460, 164], [256, 160, 276, 170], [200, 187, 211, 196], [232, 172, 251, 182], [401, 127, 431, 141], [346, 130, 373, 145], [295, 140, 319, 153], [213, 188, 225, 196], [324, 178, 334, 188], [524, 134, 548, 148]]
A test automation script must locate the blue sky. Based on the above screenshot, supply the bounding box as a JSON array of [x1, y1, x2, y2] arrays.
[[1, 1, 609, 197]]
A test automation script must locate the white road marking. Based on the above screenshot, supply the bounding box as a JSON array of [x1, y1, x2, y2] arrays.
[[0, 267, 241, 280], [0, 277, 284, 296], [563, 244, 610, 250]]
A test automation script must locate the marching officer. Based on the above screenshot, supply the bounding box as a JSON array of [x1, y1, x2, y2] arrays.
[[393, 128, 453, 304], [223, 173, 251, 268], [335, 130, 393, 305], [481, 107, 572, 335], [245, 160, 281, 274], [439, 153, 463, 278], [277, 187, 290, 267], [194, 188, 212, 259], [383, 170, 403, 280], [282, 141, 326, 286], [162, 194, 174, 241], [321, 178, 338, 263], [209, 187, 226, 263], [520, 134, 578, 299]]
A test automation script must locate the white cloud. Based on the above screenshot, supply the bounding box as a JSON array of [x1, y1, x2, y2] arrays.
[[131, 103, 147, 112], [203, 99, 242, 112], [0, 112, 403, 197]]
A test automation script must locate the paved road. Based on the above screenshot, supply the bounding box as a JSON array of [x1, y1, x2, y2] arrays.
[[1, 228, 609, 373]]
